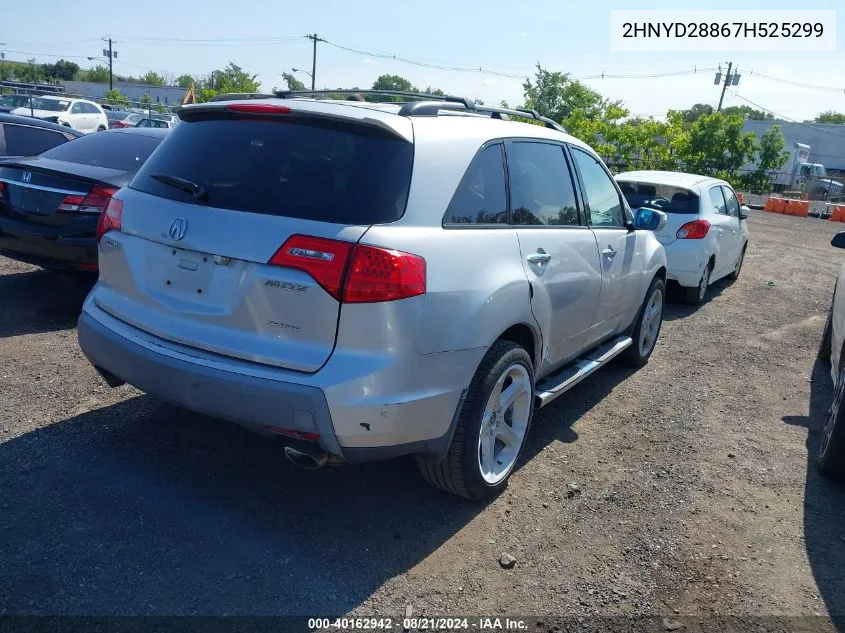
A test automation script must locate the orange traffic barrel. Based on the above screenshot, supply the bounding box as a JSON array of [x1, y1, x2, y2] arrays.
[[764, 197, 778, 212], [773, 197, 786, 213], [793, 200, 810, 218], [782, 199, 793, 215], [832, 206, 845, 223], [737, 192, 745, 205]]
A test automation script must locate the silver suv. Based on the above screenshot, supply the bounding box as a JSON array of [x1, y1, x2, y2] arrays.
[[78, 92, 668, 499]]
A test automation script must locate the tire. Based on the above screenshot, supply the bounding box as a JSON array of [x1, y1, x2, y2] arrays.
[[728, 244, 747, 281], [96, 126, 106, 132], [417, 340, 535, 500], [818, 308, 833, 361], [622, 277, 665, 367], [819, 367, 845, 480], [684, 262, 712, 306]]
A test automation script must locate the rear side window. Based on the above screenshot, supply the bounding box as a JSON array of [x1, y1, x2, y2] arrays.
[[443, 144, 507, 225], [130, 118, 414, 225], [708, 187, 728, 215], [3, 124, 68, 156], [507, 142, 579, 226], [40, 131, 163, 171], [618, 181, 700, 214]]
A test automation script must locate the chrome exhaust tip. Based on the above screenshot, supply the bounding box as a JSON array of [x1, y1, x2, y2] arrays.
[[284, 445, 329, 470]]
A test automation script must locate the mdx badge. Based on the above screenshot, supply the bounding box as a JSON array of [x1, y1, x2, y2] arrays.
[[168, 217, 188, 241]]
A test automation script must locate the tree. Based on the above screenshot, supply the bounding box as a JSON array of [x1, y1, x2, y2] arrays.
[[102, 89, 129, 107], [140, 94, 153, 106], [681, 103, 713, 123], [372, 74, 414, 93], [721, 105, 773, 121], [84, 65, 110, 83], [40, 59, 79, 81], [740, 125, 790, 193], [15, 59, 42, 83], [522, 63, 614, 123], [815, 110, 845, 124], [282, 72, 305, 91], [176, 74, 196, 88], [214, 62, 260, 93], [674, 112, 757, 182], [140, 71, 166, 86]]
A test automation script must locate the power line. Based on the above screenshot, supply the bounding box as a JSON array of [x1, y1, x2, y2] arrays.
[[728, 91, 845, 139], [747, 71, 844, 95]]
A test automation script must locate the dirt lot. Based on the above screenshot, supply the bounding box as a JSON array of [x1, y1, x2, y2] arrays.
[[1, 211, 844, 627]]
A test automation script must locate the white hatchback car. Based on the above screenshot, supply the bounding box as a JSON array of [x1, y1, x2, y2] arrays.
[[11, 96, 109, 134], [616, 171, 750, 305]]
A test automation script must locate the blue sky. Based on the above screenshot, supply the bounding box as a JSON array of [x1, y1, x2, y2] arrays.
[[3, 0, 843, 120]]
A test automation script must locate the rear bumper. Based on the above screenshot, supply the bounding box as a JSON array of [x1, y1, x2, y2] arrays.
[[0, 218, 98, 271], [663, 241, 709, 288], [77, 302, 482, 463]]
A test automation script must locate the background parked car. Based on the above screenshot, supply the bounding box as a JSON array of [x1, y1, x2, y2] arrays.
[[0, 127, 168, 272], [106, 110, 143, 129], [0, 113, 82, 159], [135, 114, 178, 129], [616, 170, 749, 305], [9, 96, 109, 134], [0, 94, 35, 114], [816, 230, 845, 481]]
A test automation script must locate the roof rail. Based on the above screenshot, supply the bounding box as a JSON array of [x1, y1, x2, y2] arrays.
[[274, 88, 474, 108], [271, 88, 566, 133], [209, 92, 277, 102]]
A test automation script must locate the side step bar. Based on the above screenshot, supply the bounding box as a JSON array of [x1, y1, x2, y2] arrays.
[[535, 335, 633, 408]]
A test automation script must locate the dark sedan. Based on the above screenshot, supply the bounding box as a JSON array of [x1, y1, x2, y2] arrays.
[[0, 113, 82, 159], [0, 127, 168, 272]]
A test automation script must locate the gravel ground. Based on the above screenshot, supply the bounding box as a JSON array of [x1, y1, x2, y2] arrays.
[[1, 211, 844, 628]]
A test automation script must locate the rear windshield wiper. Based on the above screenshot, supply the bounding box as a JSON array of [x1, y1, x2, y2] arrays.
[[150, 173, 208, 202]]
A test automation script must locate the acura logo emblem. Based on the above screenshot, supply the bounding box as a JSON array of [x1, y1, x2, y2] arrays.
[[168, 217, 188, 241], [21, 171, 32, 184]]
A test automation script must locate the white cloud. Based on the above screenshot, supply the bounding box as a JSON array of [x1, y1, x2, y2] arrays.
[[362, 58, 378, 65]]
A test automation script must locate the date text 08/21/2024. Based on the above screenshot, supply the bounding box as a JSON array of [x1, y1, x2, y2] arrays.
[[307, 617, 528, 630]]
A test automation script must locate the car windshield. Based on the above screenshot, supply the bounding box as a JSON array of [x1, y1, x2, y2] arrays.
[[0, 95, 32, 108], [813, 165, 827, 177], [617, 180, 700, 214], [40, 131, 165, 171], [30, 97, 71, 112], [106, 110, 130, 121]]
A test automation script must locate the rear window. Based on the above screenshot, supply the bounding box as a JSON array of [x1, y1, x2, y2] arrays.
[[129, 117, 414, 224], [39, 131, 164, 171], [617, 180, 700, 214]]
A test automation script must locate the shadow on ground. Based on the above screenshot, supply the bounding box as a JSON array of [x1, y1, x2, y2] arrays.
[[0, 269, 94, 338], [783, 359, 845, 622], [0, 358, 641, 616]]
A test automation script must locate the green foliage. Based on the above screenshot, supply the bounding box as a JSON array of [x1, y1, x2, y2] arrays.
[[739, 125, 790, 193], [673, 112, 757, 182], [721, 105, 773, 121], [140, 71, 166, 86], [0, 62, 16, 80], [101, 89, 129, 107], [214, 62, 260, 93], [815, 110, 845, 124], [681, 103, 713, 123], [41, 59, 79, 81], [84, 65, 111, 83], [372, 74, 415, 93], [140, 94, 153, 106], [176, 74, 195, 89], [14, 59, 42, 83], [522, 63, 617, 123], [282, 72, 306, 91]]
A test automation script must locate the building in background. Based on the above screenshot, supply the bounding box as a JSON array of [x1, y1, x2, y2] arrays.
[[743, 120, 845, 177], [61, 80, 186, 106]]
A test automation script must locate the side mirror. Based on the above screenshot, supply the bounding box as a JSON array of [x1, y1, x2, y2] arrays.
[[633, 207, 667, 232], [740, 205, 750, 219], [831, 231, 845, 249]]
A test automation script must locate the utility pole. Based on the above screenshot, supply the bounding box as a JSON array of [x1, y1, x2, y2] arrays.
[[101, 37, 118, 90], [715, 61, 740, 112], [306, 33, 322, 90]]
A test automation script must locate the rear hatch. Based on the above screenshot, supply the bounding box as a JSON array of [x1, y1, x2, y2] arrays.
[[0, 159, 126, 233], [618, 179, 700, 245], [95, 102, 415, 373]]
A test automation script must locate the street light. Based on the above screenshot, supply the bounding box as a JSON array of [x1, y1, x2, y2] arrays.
[[291, 67, 313, 79]]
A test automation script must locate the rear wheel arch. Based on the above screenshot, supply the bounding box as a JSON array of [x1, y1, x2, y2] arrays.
[[497, 323, 539, 368]]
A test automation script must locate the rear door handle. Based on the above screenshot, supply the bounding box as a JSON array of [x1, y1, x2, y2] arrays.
[[601, 246, 617, 259], [526, 252, 552, 264]]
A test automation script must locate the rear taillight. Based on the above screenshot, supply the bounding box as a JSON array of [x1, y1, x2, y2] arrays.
[[268, 235, 426, 303], [676, 219, 711, 240], [96, 198, 123, 242], [58, 186, 118, 213]]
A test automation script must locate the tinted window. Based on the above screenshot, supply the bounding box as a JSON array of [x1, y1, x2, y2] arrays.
[[106, 110, 126, 121], [507, 142, 579, 226], [571, 147, 624, 227], [31, 97, 70, 112], [131, 118, 414, 224], [618, 180, 700, 214], [71, 102, 85, 114], [3, 124, 68, 156], [708, 187, 728, 215], [82, 102, 100, 114], [136, 118, 151, 127], [40, 131, 163, 170], [0, 95, 32, 109], [722, 186, 740, 217], [443, 144, 507, 225]]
